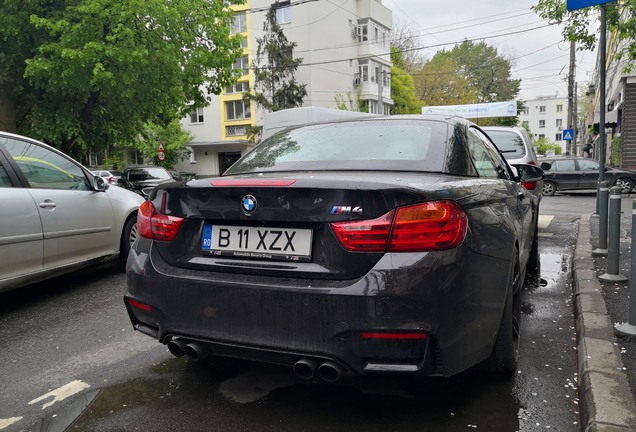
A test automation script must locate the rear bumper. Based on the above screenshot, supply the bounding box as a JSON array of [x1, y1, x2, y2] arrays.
[[125, 239, 510, 377]]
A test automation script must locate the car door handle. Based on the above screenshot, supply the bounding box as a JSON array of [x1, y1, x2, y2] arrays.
[[39, 201, 57, 209]]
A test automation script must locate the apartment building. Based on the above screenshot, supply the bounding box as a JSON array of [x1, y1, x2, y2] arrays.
[[174, 0, 393, 178], [518, 95, 570, 154]]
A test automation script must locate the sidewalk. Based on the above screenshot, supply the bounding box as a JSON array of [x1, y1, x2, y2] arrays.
[[573, 211, 636, 431]]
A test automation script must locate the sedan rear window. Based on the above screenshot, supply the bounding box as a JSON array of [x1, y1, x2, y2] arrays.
[[486, 131, 527, 158], [226, 119, 449, 174]]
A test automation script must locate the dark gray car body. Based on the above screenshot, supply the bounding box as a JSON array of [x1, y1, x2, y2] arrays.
[[539, 156, 636, 195], [125, 115, 540, 378]]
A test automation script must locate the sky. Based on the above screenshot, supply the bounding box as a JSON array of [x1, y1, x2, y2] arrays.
[[386, 0, 598, 101]]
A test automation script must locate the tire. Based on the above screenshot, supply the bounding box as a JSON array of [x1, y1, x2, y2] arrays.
[[120, 215, 138, 263], [615, 177, 634, 194], [542, 180, 556, 196], [527, 216, 540, 274], [488, 250, 521, 374]]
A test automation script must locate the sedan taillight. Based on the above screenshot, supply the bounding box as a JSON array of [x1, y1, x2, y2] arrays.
[[331, 201, 467, 252], [137, 200, 184, 241]]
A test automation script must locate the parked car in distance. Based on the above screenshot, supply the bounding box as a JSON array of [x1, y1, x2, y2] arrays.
[[92, 169, 122, 184], [0, 131, 145, 293], [125, 114, 544, 382], [118, 166, 178, 198], [539, 156, 636, 195], [482, 126, 542, 202]]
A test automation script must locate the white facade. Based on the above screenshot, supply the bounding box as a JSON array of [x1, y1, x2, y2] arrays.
[[175, 0, 393, 178], [518, 96, 570, 154]]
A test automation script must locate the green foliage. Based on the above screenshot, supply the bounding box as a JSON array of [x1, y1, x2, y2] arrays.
[[534, 1, 636, 73], [611, 134, 622, 166], [246, 125, 263, 143], [415, 55, 476, 106], [0, 0, 244, 155], [244, 1, 307, 112], [535, 137, 563, 156], [130, 120, 192, 170], [414, 40, 520, 111], [390, 67, 422, 114], [334, 91, 362, 111]]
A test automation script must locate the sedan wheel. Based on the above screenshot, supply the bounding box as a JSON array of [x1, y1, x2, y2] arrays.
[[542, 180, 556, 196], [120, 217, 138, 262], [615, 177, 634, 194]]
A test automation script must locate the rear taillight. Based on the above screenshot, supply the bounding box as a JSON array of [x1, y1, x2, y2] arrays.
[[137, 200, 184, 241], [521, 181, 537, 190], [331, 201, 467, 252]]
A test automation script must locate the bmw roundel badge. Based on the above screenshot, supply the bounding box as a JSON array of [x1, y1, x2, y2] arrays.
[[241, 195, 257, 214]]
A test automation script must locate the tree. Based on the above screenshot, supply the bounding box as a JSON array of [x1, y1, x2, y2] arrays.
[[244, 1, 307, 112], [390, 23, 427, 73], [133, 120, 193, 170], [414, 55, 477, 106], [390, 48, 422, 114], [0, 0, 244, 156], [533, 1, 606, 57], [442, 41, 520, 103]]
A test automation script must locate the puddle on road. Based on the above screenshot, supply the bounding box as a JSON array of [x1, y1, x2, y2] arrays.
[[31, 357, 522, 432]]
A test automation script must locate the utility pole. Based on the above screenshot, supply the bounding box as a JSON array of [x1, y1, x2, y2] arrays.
[[567, 39, 576, 155], [377, 68, 384, 115]]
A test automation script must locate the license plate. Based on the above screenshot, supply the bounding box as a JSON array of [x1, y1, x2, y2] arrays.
[[202, 224, 312, 261]]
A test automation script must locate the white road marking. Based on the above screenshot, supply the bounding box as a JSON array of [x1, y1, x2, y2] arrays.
[[28, 380, 90, 410], [538, 215, 554, 229], [0, 417, 23, 430]]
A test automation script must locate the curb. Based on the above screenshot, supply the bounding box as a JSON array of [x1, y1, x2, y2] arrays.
[[573, 213, 636, 432]]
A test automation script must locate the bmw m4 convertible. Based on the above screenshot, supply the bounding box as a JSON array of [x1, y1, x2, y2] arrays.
[[124, 115, 543, 382]]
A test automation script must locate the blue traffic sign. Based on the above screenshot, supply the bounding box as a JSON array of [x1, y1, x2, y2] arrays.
[[563, 129, 574, 141], [567, 0, 615, 11]]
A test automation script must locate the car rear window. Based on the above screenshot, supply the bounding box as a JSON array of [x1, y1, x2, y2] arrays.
[[226, 119, 450, 174], [485, 130, 527, 158]]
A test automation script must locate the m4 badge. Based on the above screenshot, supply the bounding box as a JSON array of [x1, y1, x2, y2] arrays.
[[330, 206, 363, 215]]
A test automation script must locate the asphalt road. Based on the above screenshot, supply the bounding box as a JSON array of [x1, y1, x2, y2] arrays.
[[0, 195, 593, 432]]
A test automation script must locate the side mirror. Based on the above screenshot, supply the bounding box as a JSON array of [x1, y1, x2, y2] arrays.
[[510, 163, 544, 185], [94, 175, 110, 191]]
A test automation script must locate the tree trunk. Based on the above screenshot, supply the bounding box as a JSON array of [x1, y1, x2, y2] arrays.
[[0, 87, 17, 133]]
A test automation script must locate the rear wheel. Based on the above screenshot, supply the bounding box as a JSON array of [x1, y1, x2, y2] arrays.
[[615, 177, 634, 194], [527, 219, 539, 274], [120, 215, 138, 263], [488, 250, 521, 374], [542, 180, 556, 196]]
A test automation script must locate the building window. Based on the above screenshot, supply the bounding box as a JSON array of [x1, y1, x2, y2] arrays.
[[240, 36, 248, 48], [360, 24, 368, 41], [523, 108, 529, 115], [539, 106, 546, 113], [359, 64, 368, 82], [226, 125, 247, 136], [556, 118, 563, 127], [539, 120, 545, 128], [556, 133, 562, 141], [556, 104, 563, 113], [225, 100, 251, 120], [233, 56, 249, 75], [190, 107, 204, 123], [276, 1, 291, 24], [538, 134, 545, 139], [522, 121, 529, 128], [225, 81, 250, 94], [232, 12, 247, 34]]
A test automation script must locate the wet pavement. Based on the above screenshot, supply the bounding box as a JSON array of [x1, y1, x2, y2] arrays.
[[0, 210, 583, 432]]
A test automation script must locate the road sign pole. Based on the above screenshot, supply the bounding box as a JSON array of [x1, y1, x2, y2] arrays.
[[596, 4, 607, 215]]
